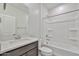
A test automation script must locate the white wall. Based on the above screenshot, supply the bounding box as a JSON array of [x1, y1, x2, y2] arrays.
[[27, 4, 41, 38], [39, 4, 48, 47], [48, 3, 79, 16], [42, 3, 79, 44]]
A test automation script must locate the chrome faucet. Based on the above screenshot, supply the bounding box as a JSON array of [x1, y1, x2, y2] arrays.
[[46, 34, 52, 38], [13, 34, 21, 39]]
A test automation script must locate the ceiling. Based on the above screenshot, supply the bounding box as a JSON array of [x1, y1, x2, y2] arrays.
[[42, 3, 64, 11], [24, 3, 40, 9], [24, 3, 64, 11], [9, 3, 41, 14], [8, 3, 65, 14], [9, 3, 29, 13]]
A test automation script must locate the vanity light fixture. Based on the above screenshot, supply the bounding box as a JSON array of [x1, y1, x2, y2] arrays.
[[3, 3, 6, 10]]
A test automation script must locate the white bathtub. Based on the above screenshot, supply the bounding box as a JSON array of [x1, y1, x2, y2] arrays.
[[43, 41, 79, 56]]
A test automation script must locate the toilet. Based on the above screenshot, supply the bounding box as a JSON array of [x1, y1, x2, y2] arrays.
[[39, 46, 53, 56]]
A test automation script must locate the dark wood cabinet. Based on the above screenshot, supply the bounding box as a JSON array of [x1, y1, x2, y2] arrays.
[[1, 41, 38, 56]]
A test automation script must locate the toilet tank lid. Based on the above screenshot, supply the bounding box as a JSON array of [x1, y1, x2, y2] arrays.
[[40, 47, 53, 53]]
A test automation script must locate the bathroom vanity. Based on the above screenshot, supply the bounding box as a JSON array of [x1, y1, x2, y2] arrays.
[[0, 37, 38, 56]]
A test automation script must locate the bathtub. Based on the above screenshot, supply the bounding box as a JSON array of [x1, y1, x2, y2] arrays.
[[42, 41, 79, 56]]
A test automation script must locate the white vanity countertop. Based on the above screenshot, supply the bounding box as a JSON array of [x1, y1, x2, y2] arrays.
[[0, 37, 38, 54]]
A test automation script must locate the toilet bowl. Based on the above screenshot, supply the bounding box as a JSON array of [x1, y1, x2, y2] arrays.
[[39, 46, 53, 56]]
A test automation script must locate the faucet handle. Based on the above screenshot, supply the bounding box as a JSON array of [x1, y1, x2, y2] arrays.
[[46, 34, 53, 38]]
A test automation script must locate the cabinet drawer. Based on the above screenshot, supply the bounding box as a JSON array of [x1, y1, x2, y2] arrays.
[[2, 41, 38, 56], [22, 47, 38, 56]]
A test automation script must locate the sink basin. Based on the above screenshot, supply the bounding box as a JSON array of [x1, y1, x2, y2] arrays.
[[1, 38, 31, 48]]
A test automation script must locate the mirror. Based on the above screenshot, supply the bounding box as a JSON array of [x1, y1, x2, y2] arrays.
[[0, 3, 29, 41]]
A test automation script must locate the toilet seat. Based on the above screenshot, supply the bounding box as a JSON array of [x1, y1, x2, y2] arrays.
[[40, 46, 52, 53]]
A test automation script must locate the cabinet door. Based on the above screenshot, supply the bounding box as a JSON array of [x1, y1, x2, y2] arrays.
[[22, 47, 38, 56], [1, 41, 38, 56]]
